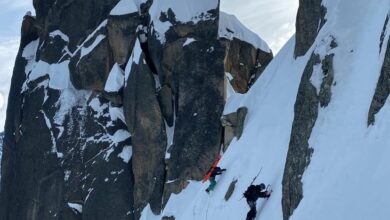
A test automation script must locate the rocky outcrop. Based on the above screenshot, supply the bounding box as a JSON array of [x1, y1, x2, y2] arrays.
[[368, 33, 390, 125], [1, 0, 134, 219], [282, 53, 319, 220], [123, 50, 167, 217], [219, 12, 273, 93], [295, 0, 327, 57], [222, 38, 273, 93], [318, 54, 335, 107], [144, 1, 226, 205], [221, 107, 248, 150], [108, 12, 140, 65], [282, 37, 336, 220], [21, 13, 39, 48], [162, 38, 225, 198]]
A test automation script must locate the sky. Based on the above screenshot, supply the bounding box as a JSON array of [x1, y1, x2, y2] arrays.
[[0, 0, 298, 131]]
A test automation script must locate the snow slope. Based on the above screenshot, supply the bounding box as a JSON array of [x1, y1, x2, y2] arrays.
[[141, 33, 305, 220], [291, 1, 390, 219], [141, 0, 390, 219]]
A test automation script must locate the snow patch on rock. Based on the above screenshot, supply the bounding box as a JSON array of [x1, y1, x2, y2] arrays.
[[110, 129, 131, 144], [49, 30, 70, 42], [48, 61, 73, 90], [68, 202, 83, 214], [183, 38, 196, 47], [105, 63, 125, 93], [125, 39, 142, 86], [118, 146, 132, 163], [310, 64, 323, 95], [72, 20, 107, 58], [109, 105, 126, 124], [80, 35, 106, 59], [22, 39, 39, 59]]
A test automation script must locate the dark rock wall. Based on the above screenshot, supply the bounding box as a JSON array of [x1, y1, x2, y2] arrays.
[[282, 53, 319, 220], [295, 0, 327, 57], [123, 52, 167, 217], [282, 37, 336, 219], [282, 1, 338, 218], [145, 1, 226, 206], [1, 15, 39, 219], [163, 39, 225, 199]]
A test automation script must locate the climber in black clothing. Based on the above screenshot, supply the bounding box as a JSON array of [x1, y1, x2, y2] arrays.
[[244, 183, 271, 220], [205, 167, 226, 193]]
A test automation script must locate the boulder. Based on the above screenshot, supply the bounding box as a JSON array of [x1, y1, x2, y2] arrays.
[[224, 179, 238, 201], [221, 107, 248, 148]]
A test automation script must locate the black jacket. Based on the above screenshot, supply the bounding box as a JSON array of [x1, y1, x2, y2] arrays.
[[244, 184, 268, 201], [210, 167, 226, 178]]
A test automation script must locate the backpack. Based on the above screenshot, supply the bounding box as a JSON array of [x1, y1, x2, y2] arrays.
[[244, 185, 257, 199]]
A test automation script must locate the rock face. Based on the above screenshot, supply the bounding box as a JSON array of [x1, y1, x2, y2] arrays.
[[282, 54, 319, 220], [1, 0, 273, 219], [144, 0, 226, 204], [219, 12, 273, 93], [107, 12, 140, 65], [282, 32, 337, 220], [1, 1, 133, 219], [222, 38, 273, 93], [368, 16, 390, 125], [294, 0, 327, 57], [123, 47, 167, 217], [69, 27, 112, 91]]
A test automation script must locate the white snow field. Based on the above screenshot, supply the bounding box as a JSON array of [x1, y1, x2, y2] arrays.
[[140, 0, 390, 219]]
